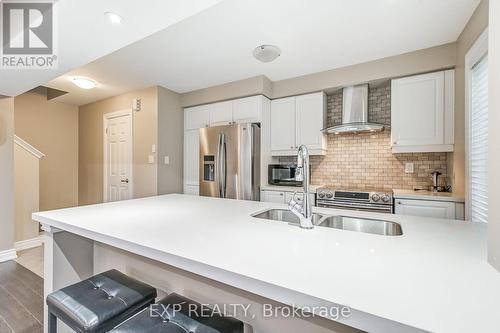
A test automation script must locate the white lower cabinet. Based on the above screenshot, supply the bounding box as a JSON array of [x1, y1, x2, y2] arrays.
[[261, 190, 285, 203], [184, 185, 199, 195], [184, 129, 200, 189], [395, 199, 464, 220], [261, 190, 315, 206]]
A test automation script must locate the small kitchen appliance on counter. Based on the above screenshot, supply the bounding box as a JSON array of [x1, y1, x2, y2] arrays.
[[316, 188, 393, 213], [430, 171, 451, 192]]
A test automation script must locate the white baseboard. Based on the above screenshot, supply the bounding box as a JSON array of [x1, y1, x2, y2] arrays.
[[0, 248, 17, 263], [14, 236, 43, 252]]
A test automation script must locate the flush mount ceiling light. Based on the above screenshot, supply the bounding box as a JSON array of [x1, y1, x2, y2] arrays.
[[253, 45, 281, 63], [104, 11, 123, 24], [71, 76, 97, 89]]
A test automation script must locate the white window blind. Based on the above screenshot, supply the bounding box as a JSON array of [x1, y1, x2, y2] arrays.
[[470, 55, 488, 223]]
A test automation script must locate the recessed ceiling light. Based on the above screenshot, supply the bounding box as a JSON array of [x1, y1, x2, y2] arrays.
[[104, 11, 123, 25], [253, 45, 281, 63], [71, 76, 97, 89]]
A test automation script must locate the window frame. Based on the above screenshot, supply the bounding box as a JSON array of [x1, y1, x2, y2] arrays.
[[465, 28, 489, 221]]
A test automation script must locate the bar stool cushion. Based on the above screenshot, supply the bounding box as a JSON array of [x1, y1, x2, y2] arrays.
[[111, 293, 244, 333], [47, 269, 157, 332]]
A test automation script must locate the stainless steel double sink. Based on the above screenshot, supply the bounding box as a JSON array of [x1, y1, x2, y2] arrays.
[[251, 209, 403, 236]]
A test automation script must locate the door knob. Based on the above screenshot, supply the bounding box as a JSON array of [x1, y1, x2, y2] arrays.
[[121, 179, 129, 183]]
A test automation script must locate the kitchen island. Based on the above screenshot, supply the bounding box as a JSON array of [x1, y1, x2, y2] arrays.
[[33, 194, 500, 333]]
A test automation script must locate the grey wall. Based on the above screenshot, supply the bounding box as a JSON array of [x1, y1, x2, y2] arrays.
[[157, 86, 184, 195], [180, 44, 457, 109], [181, 75, 272, 107], [452, 0, 489, 197], [488, 0, 500, 271], [0, 97, 15, 252]]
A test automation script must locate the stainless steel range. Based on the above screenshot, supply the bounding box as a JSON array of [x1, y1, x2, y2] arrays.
[[316, 188, 393, 213]]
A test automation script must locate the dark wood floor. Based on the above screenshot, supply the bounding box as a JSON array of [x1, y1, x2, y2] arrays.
[[0, 260, 43, 333]]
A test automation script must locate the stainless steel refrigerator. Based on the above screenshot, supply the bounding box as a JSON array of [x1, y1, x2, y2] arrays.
[[199, 123, 260, 200]]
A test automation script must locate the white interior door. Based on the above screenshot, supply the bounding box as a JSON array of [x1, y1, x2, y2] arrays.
[[104, 111, 133, 202]]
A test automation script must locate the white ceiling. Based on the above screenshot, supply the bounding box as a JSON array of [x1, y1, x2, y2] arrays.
[[45, 0, 481, 106], [0, 0, 224, 97]]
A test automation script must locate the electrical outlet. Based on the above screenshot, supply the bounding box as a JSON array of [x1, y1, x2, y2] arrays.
[[151, 144, 156, 153], [405, 162, 414, 173], [164, 156, 170, 165], [148, 155, 154, 164]]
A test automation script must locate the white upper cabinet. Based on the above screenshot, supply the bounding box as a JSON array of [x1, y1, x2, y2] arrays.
[[209, 101, 233, 126], [271, 97, 296, 151], [295, 92, 327, 151], [185, 105, 210, 130], [271, 92, 326, 155], [391, 70, 455, 153], [232, 95, 263, 123], [183, 95, 267, 192]]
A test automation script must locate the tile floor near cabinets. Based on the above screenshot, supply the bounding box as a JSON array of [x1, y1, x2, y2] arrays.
[[0, 260, 43, 333]]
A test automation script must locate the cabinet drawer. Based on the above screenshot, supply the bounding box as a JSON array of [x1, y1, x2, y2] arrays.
[[395, 199, 458, 219], [184, 185, 199, 195], [260, 190, 285, 203]]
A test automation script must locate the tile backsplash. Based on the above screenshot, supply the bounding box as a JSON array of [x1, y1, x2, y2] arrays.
[[279, 82, 450, 190]]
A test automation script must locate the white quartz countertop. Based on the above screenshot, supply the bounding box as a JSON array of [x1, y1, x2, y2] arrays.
[[33, 194, 500, 333], [393, 189, 465, 202]]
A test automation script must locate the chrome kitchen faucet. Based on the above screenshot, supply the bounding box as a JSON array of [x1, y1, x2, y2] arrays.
[[288, 145, 314, 229]]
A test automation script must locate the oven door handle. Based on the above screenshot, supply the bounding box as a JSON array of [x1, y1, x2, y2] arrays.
[[317, 200, 393, 213]]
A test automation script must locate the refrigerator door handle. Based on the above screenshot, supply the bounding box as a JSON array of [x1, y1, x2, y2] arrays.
[[216, 132, 222, 197], [221, 133, 227, 198], [216, 132, 227, 198]]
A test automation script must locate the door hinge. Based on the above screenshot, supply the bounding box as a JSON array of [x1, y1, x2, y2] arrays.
[[105, 127, 108, 134]]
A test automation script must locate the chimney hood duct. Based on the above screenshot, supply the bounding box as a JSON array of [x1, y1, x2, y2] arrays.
[[323, 84, 384, 134]]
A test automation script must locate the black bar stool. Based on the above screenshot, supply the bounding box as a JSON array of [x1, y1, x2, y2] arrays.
[[111, 293, 245, 333], [47, 269, 157, 333]]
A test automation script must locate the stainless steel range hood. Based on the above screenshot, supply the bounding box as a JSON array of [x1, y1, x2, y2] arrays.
[[323, 84, 384, 134]]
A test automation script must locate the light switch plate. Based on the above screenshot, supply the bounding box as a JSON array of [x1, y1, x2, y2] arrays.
[[148, 155, 154, 164], [132, 98, 141, 111], [151, 144, 156, 153], [164, 156, 170, 165], [405, 163, 414, 173]]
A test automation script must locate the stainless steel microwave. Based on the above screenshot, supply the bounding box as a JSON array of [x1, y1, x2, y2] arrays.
[[268, 164, 302, 186]]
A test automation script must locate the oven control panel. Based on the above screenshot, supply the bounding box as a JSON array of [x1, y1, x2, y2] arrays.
[[316, 188, 393, 212]]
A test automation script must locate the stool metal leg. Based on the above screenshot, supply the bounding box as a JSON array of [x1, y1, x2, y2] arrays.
[[48, 311, 57, 333]]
